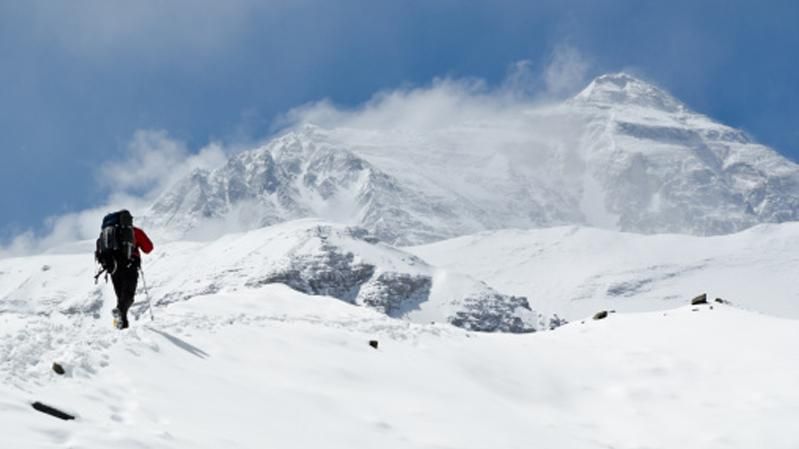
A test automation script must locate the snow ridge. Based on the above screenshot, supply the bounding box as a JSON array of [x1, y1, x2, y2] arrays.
[[573, 72, 686, 112], [0, 220, 547, 334]]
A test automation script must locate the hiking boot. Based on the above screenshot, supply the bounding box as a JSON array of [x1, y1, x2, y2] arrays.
[[112, 308, 123, 329]]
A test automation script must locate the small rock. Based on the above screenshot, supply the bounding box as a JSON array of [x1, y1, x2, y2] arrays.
[[714, 297, 729, 304], [52, 363, 65, 375], [691, 308, 700, 312], [369, 340, 379, 349], [691, 293, 708, 305], [593, 310, 608, 320]]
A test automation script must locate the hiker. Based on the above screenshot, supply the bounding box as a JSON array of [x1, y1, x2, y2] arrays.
[[94, 210, 154, 329]]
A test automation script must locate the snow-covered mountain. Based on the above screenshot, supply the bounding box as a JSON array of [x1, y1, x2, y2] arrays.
[[0, 220, 549, 333], [3, 222, 799, 449], [145, 73, 799, 244], [410, 221, 799, 320]]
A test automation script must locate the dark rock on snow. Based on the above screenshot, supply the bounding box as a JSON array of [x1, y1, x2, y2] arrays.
[[31, 402, 75, 421], [593, 310, 609, 320], [51, 363, 65, 375]]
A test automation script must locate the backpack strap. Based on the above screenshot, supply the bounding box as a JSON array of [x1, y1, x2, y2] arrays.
[[93, 258, 118, 284], [94, 267, 106, 284]]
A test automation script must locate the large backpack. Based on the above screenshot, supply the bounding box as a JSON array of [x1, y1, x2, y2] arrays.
[[95, 210, 136, 274]]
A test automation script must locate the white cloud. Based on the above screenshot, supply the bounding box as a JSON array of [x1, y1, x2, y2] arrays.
[[284, 44, 593, 134], [283, 76, 529, 134], [0, 130, 229, 258], [100, 130, 227, 199], [543, 45, 591, 98], [501, 60, 539, 99], [0, 192, 149, 258]]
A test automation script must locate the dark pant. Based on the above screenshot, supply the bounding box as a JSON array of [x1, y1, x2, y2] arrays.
[[111, 264, 139, 328]]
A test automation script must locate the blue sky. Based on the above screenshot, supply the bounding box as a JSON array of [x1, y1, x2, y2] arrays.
[[1, 0, 798, 240]]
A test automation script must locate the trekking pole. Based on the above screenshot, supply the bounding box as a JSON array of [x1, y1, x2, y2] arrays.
[[139, 267, 155, 321]]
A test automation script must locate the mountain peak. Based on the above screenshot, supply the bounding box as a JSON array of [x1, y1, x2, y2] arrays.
[[144, 71, 799, 243], [593, 72, 646, 85], [574, 72, 684, 112]]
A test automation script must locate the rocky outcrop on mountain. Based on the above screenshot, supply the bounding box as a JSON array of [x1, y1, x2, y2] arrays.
[[449, 292, 534, 333], [356, 273, 432, 318], [244, 223, 537, 333], [246, 234, 377, 302]]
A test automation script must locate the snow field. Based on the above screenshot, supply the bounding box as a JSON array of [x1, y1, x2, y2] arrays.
[[2, 284, 798, 449], [409, 222, 799, 320]]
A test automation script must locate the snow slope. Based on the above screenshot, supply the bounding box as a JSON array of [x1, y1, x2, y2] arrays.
[[409, 222, 799, 320], [143, 73, 799, 244], [2, 285, 798, 449], [0, 219, 543, 333], [4, 216, 799, 448]]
